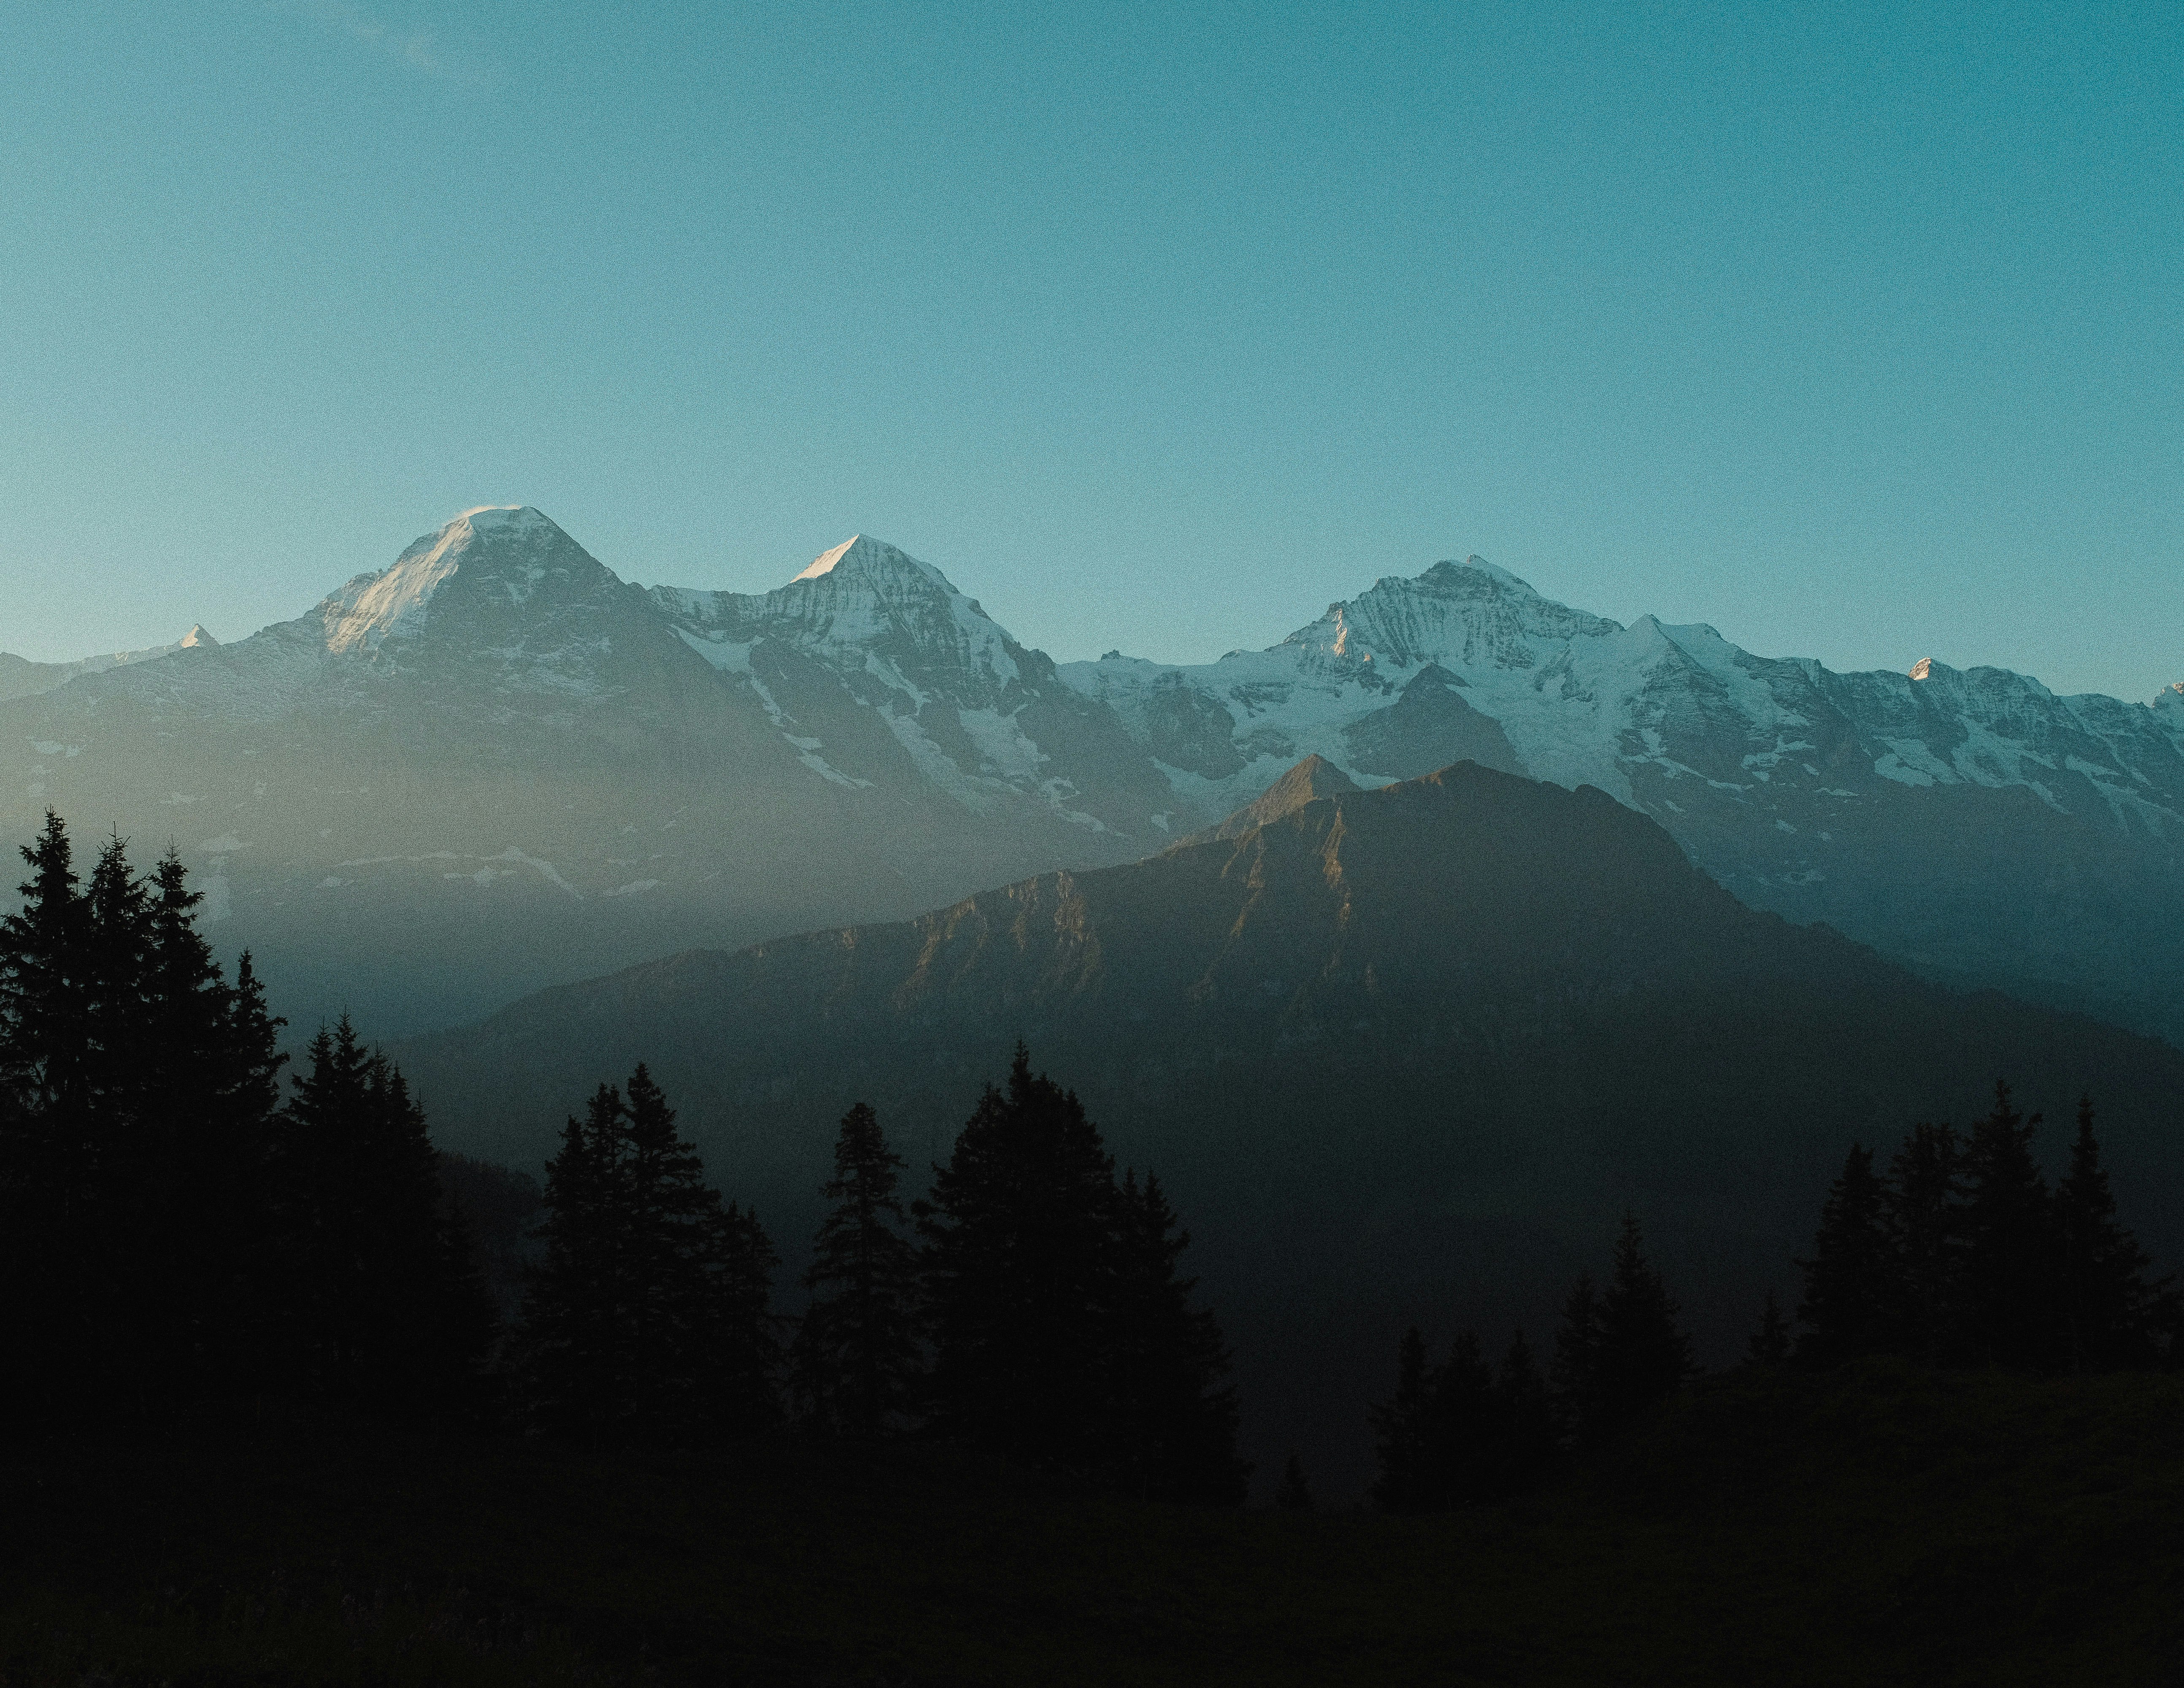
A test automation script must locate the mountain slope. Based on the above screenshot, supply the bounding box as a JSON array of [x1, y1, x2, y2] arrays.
[[7, 509, 2182, 1040], [398, 759, 2184, 1492], [0, 511, 1166, 1033], [1062, 561, 2184, 1036]]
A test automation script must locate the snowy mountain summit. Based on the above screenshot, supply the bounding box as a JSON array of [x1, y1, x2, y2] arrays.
[[4, 507, 2180, 1040]]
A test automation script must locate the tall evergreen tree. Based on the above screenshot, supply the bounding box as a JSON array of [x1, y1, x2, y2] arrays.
[[524, 1083, 633, 1437], [1494, 1329, 1558, 1494], [1105, 1169, 1246, 1503], [1556, 1219, 1691, 1446], [1883, 1122, 1963, 1365], [915, 1046, 1122, 1472], [2055, 1096, 2176, 1372], [1550, 1273, 1603, 1449], [275, 1018, 495, 1416], [1370, 1326, 1441, 1513], [1959, 1081, 2057, 1370], [0, 818, 285, 1419], [523, 1067, 776, 1442], [791, 1102, 922, 1440], [1796, 1145, 1894, 1366], [0, 812, 92, 1417], [1746, 1290, 1791, 1369]]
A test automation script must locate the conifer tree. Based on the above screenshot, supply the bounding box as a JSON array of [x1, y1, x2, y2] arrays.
[[1746, 1290, 1791, 1369], [524, 1083, 633, 1436], [0, 812, 91, 1415], [1370, 1326, 1440, 1512], [275, 1017, 495, 1415], [1884, 1122, 1962, 1365], [1796, 1145, 1893, 1366], [1556, 1219, 1691, 1446], [524, 1067, 776, 1442], [1959, 1081, 2057, 1370], [916, 1045, 1122, 1471], [0, 818, 286, 1417], [791, 1102, 922, 1440], [1550, 1273, 1603, 1448], [2055, 1096, 2176, 1372], [1494, 1329, 1557, 1494], [1106, 1169, 1246, 1503]]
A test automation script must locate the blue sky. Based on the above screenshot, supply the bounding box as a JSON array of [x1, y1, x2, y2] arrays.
[[2, 1, 2178, 701]]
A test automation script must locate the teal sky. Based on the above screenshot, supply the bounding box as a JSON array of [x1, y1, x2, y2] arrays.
[[2, 1, 2178, 701]]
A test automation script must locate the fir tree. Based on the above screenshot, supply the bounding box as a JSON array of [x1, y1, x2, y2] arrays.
[[1104, 1169, 1247, 1503], [1884, 1122, 1963, 1365], [915, 1045, 1122, 1472], [1550, 1273, 1603, 1449], [1959, 1081, 2057, 1370], [791, 1102, 922, 1440], [1796, 1145, 1893, 1366], [1493, 1329, 1557, 1494], [524, 1083, 633, 1437], [1434, 1329, 1503, 1506], [1557, 1219, 1691, 1446], [2055, 1096, 2176, 1372], [275, 1018, 494, 1415], [1370, 1326, 1440, 1512], [1746, 1290, 1791, 1369], [523, 1067, 776, 1442]]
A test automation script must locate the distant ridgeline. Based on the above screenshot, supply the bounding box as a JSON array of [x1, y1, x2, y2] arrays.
[[401, 759, 2184, 1496], [4, 506, 2184, 1042]]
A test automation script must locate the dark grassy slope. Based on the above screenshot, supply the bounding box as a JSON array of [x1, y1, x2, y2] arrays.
[[401, 761, 2184, 1494], [5, 1366, 2181, 1686]]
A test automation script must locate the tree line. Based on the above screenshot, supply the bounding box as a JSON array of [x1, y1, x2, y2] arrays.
[[522, 1050, 1246, 1502], [0, 814, 1244, 1503], [1362, 1082, 2179, 1513]]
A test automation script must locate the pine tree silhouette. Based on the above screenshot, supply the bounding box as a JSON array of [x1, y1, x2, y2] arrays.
[[1550, 1273, 1603, 1449], [916, 1045, 1122, 1472], [1959, 1081, 2057, 1370], [1370, 1326, 1439, 1512], [1746, 1290, 1791, 1369], [1106, 1169, 1246, 1503], [0, 817, 286, 1421], [524, 1067, 776, 1442], [2055, 1095, 2177, 1372], [791, 1102, 922, 1440], [1494, 1330, 1557, 1494], [524, 1083, 632, 1438], [1556, 1218, 1691, 1446], [1796, 1145, 1893, 1366], [275, 1017, 494, 1416], [1884, 1122, 1963, 1365]]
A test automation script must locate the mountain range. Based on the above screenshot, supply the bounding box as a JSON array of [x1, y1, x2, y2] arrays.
[[3, 505, 2181, 1040]]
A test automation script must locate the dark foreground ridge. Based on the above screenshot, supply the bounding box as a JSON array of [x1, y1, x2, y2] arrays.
[[401, 758, 2184, 1494]]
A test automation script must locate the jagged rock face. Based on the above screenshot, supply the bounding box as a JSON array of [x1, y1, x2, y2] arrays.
[[1062, 563, 2184, 1038], [4, 509, 2182, 1039]]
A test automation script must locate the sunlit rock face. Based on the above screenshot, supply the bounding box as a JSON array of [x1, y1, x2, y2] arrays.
[[3, 507, 2181, 1040]]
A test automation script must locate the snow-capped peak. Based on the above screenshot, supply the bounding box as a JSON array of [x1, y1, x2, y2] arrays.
[[795, 535, 867, 582], [319, 505, 587, 656], [181, 625, 217, 648]]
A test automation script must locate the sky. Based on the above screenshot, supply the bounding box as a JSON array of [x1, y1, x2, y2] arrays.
[[0, 0, 2178, 701]]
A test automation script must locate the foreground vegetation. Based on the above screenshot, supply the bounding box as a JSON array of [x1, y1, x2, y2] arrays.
[[4, 1361, 2181, 1687]]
